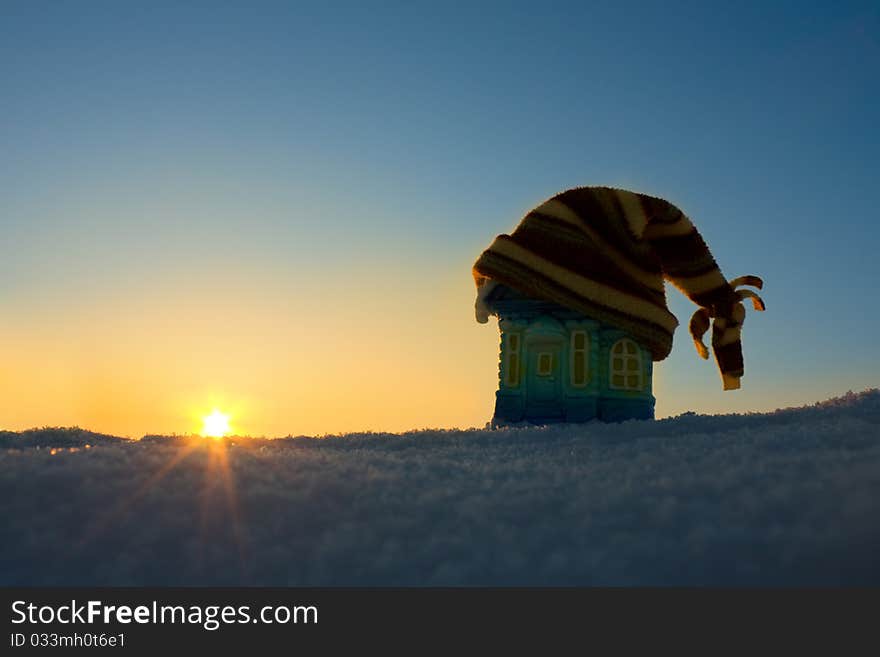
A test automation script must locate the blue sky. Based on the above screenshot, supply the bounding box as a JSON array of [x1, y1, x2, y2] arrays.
[[1, 1, 878, 434]]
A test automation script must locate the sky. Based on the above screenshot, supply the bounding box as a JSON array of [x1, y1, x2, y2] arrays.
[[1, 1, 878, 437]]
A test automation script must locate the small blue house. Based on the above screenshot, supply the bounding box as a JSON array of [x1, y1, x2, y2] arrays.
[[483, 284, 654, 425]]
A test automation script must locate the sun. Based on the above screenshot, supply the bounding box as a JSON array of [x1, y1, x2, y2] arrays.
[[201, 409, 231, 438]]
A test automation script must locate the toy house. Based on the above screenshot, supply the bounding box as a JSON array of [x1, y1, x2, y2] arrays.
[[473, 186, 766, 427], [482, 283, 654, 426]]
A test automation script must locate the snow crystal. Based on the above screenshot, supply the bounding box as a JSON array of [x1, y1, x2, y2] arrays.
[[1, 390, 878, 585]]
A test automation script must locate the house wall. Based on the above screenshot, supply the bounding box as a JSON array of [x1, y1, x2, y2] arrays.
[[492, 306, 654, 425]]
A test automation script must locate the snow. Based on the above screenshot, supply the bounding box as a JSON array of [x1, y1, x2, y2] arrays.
[[2, 389, 879, 586]]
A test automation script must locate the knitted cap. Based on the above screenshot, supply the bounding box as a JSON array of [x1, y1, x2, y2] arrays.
[[473, 186, 765, 390]]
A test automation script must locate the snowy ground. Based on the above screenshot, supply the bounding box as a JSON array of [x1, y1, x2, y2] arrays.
[[2, 390, 879, 586]]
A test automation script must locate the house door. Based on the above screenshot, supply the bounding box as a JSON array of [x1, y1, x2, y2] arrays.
[[525, 341, 563, 420]]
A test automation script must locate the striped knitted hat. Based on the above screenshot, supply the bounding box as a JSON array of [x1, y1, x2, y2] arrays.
[[473, 186, 765, 390]]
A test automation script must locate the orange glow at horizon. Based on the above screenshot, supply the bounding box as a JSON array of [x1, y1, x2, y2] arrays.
[[0, 265, 502, 438]]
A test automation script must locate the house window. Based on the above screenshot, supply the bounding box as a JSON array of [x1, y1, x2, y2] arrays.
[[505, 333, 521, 387], [537, 352, 553, 375], [570, 330, 589, 387], [610, 338, 643, 390]]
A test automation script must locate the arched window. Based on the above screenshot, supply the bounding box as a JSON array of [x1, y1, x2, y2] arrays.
[[570, 330, 589, 387], [610, 338, 643, 390], [505, 332, 522, 387]]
